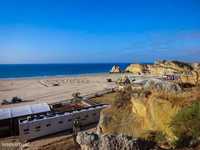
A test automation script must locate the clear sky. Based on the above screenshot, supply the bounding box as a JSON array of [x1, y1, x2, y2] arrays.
[[0, 0, 200, 64]]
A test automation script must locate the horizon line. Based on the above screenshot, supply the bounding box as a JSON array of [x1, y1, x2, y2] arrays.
[[0, 62, 153, 65]]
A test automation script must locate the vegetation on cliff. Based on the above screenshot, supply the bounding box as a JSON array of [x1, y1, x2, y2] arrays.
[[97, 84, 200, 149], [171, 102, 200, 148]]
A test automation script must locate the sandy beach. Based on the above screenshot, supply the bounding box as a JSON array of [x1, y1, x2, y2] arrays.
[[0, 73, 123, 108]]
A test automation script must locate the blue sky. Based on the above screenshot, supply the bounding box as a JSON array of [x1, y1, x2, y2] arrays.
[[0, 0, 200, 64]]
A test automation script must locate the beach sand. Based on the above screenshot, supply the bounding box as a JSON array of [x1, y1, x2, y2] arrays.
[[0, 73, 123, 108]]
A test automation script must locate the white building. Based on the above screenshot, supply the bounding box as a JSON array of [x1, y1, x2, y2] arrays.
[[19, 104, 107, 141], [0, 103, 50, 137]]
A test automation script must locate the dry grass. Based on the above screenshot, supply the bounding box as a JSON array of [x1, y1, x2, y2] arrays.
[[93, 89, 142, 136], [99, 84, 200, 145], [152, 86, 200, 107], [91, 92, 117, 105], [100, 104, 138, 137]]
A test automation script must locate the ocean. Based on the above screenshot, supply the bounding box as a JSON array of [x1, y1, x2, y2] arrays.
[[0, 63, 129, 79]]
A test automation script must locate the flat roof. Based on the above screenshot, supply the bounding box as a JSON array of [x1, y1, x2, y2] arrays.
[[0, 103, 50, 120], [0, 108, 11, 120]]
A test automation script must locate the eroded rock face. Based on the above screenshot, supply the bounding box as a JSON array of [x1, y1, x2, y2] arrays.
[[180, 71, 199, 85], [97, 79, 183, 142], [144, 79, 182, 92], [116, 75, 131, 85], [76, 132, 99, 150], [110, 65, 121, 73], [192, 63, 200, 70], [131, 97, 180, 141], [152, 60, 193, 74], [125, 60, 193, 75], [125, 64, 149, 74], [76, 132, 157, 150], [125, 60, 200, 85]]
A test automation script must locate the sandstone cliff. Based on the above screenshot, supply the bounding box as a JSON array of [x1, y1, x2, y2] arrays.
[[125, 64, 149, 74], [125, 60, 200, 85], [149, 60, 193, 75], [98, 85, 200, 146], [98, 94, 179, 141]]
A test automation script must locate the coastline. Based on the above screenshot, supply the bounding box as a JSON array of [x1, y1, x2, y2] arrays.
[[0, 63, 130, 80], [0, 73, 123, 108], [0, 72, 111, 81]]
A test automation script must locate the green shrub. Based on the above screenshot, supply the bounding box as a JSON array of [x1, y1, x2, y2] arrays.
[[170, 102, 200, 148], [145, 131, 167, 143]]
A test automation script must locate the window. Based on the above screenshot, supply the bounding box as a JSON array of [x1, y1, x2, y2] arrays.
[[24, 129, 29, 132], [24, 132, 29, 135], [35, 126, 41, 129], [24, 128, 29, 134], [35, 126, 41, 132], [85, 115, 89, 118], [58, 121, 63, 124], [46, 124, 51, 127]]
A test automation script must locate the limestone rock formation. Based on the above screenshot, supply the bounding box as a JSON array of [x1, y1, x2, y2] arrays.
[[192, 62, 200, 70], [185, 62, 200, 85], [125, 64, 149, 74], [110, 65, 121, 73], [76, 132, 99, 150], [149, 60, 200, 85], [149, 60, 193, 76], [116, 75, 131, 85], [76, 132, 158, 150], [131, 97, 180, 141], [143, 79, 182, 92], [98, 92, 181, 142], [125, 60, 200, 85], [180, 71, 199, 85]]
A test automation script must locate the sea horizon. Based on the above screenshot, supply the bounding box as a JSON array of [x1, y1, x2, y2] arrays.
[[0, 63, 153, 79], [0, 63, 154, 79]]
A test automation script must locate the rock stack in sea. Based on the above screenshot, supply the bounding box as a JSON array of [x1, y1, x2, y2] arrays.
[[110, 65, 121, 73]]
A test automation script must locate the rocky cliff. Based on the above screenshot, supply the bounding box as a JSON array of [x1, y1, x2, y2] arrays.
[[76, 76, 200, 149], [76, 132, 159, 150], [97, 84, 200, 148], [125, 60, 200, 85], [98, 92, 179, 141], [125, 64, 149, 74]]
